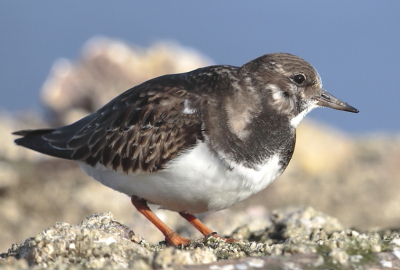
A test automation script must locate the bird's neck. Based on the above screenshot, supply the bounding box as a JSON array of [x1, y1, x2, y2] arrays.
[[204, 87, 295, 170]]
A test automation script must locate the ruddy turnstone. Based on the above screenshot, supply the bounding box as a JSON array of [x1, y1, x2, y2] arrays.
[[13, 53, 358, 246]]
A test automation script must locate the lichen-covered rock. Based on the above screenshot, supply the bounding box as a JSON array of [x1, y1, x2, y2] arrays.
[[2, 207, 400, 270], [2, 212, 151, 269]]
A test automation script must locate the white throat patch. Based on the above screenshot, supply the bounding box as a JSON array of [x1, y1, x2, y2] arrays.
[[290, 103, 318, 128]]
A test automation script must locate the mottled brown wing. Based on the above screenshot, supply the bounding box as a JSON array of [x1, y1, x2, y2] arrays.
[[63, 81, 204, 173]]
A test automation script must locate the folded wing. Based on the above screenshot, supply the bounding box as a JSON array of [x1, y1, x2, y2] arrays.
[[14, 76, 205, 173]]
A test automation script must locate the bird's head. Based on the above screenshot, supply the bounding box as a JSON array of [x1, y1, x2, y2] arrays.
[[240, 53, 358, 128]]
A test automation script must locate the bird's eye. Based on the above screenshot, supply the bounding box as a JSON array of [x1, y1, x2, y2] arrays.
[[292, 74, 306, 85]]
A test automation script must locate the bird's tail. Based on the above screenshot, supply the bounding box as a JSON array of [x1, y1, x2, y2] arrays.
[[13, 129, 73, 159]]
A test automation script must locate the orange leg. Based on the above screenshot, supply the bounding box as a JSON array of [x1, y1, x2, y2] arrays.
[[131, 196, 190, 246], [179, 212, 238, 243]]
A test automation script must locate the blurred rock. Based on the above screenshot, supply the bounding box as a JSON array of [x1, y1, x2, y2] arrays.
[[1, 38, 400, 260], [293, 120, 355, 175], [0, 162, 19, 190], [0, 112, 48, 162], [40, 37, 212, 125]]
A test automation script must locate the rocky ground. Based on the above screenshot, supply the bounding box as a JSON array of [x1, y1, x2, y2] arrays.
[[2, 208, 400, 269], [0, 38, 399, 269]]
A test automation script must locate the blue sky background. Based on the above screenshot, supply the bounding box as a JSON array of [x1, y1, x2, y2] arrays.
[[1, 1, 399, 133]]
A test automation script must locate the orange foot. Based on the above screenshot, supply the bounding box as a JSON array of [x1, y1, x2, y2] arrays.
[[165, 232, 191, 246]]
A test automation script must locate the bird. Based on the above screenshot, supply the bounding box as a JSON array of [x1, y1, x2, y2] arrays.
[[13, 53, 358, 246]]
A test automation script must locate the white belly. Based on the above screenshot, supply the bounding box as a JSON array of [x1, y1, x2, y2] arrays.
[[78, 142, 283, 214]]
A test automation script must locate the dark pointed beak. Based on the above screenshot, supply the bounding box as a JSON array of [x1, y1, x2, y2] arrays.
[[314, 89, 359, 113]]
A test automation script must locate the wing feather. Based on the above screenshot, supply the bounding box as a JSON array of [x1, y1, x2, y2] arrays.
[[69, 80, 205, 173], [14, 74, 206, 172]]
